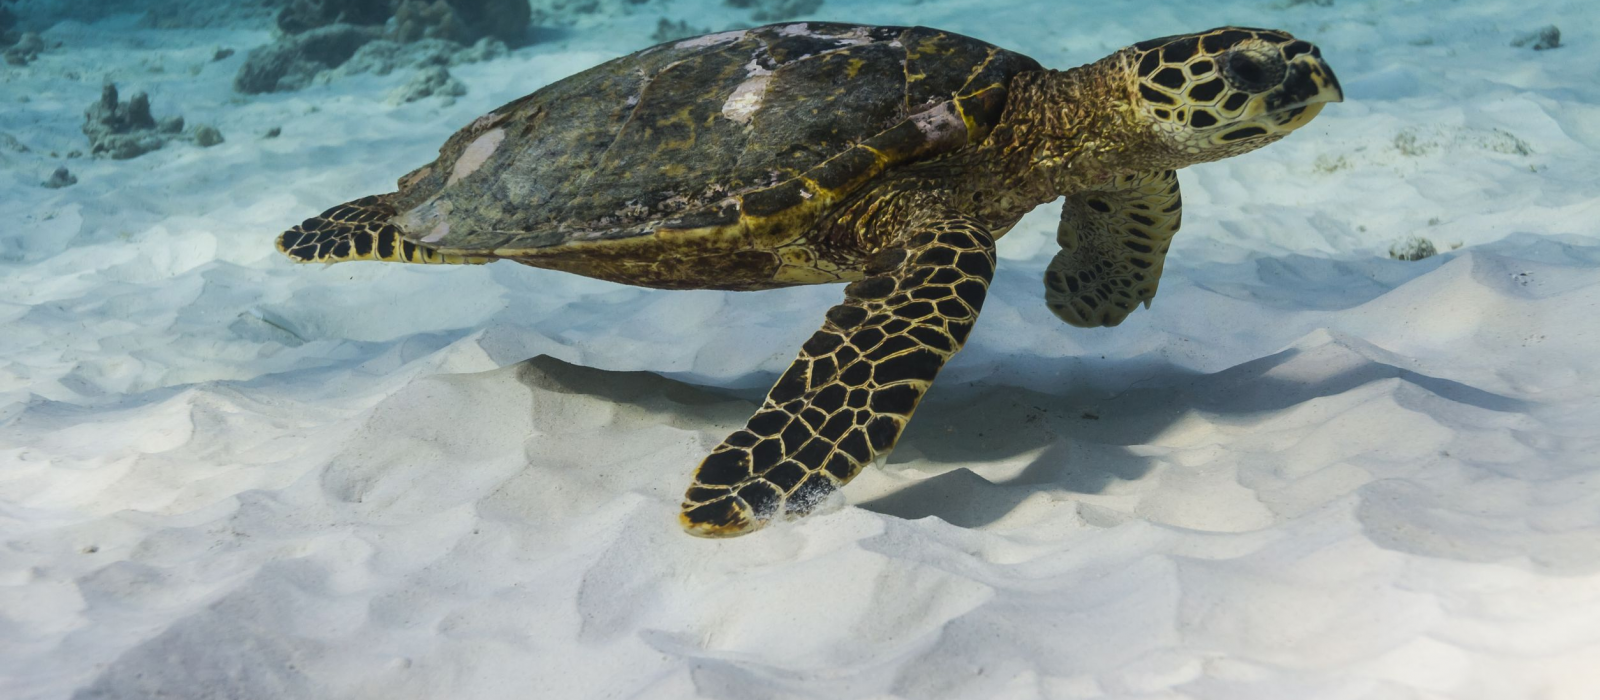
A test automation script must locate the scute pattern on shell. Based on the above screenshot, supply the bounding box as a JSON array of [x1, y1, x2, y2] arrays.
[[389, 22, 1042, 254]]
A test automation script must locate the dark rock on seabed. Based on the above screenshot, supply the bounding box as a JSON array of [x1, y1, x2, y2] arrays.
[[4, 31, 43, 66], [275, 0, 395, 35], [43, 166, 77, 189], [1511, 25, 1561, 51], [238, 0, 527, 95], [276, 0, 528, 44], [234, 23, 382, 94]]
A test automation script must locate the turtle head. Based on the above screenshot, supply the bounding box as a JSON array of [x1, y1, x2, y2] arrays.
[[1120, 27, 1342, 165]]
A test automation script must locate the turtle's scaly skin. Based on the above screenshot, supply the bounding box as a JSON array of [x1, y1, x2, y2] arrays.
[[275, 24, 1342, 537], [1044, 169, 1183, 328]]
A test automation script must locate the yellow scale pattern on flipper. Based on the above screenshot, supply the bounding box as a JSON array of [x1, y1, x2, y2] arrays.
[[1045, 170, 1182, 327], [275, 195, 493, 266], [680, 213, 996, 537]]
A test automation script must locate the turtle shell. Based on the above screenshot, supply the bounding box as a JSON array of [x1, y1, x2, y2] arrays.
[[390, 22, 1042, 255]]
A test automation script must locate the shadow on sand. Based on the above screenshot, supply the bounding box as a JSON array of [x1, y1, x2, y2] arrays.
[[514, 323, 1529, 530]]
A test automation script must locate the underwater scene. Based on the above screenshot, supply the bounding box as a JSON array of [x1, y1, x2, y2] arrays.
[[2, 0, 1597, 697]]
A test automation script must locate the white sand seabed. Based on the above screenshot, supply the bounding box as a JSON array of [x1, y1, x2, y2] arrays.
[[2, 0, 1599, 697]]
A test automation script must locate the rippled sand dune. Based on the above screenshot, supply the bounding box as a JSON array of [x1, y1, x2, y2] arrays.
[[2, 0, 1598, 698]]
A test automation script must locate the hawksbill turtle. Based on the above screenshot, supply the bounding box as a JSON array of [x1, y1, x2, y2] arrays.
[[275, 22, 1342, 537]]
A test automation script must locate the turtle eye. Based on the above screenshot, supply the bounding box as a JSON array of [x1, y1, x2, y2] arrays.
[[1222, 50, 1282, 93]]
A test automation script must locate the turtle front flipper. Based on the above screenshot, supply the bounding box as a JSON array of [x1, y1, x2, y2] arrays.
[[275, 194, 492, 266], [680, 214, 996, 537], [1044, 170, 1182, 327]]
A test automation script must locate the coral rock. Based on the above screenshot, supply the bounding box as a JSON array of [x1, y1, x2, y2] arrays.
[[82, 84, 170, 159]]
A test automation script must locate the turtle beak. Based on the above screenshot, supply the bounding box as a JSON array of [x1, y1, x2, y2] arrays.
[[1292, 54, 1343, 104], [1270, 54, 1342, 107], [1262, 54, 1342, 130]]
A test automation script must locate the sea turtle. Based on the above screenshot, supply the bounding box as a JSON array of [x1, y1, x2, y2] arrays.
[[276, 22, 1342, 537]]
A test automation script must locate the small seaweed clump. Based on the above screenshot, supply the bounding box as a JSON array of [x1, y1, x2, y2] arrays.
[[1388, 236, 1439, 262]]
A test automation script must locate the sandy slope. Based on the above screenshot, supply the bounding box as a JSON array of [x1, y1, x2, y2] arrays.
[[2, 0, 1599, 698]]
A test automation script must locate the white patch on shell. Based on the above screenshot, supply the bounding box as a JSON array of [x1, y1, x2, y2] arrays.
[[837, 26, 873, 45], [675, 30, 748, 49], [420, 222, 451, 243], [722, 77, 771, 125], [721, 58, 774, 125], [909, 101, 968, 148], [448, 127, 505, 186], [398, 198, 452, 239], [780, 22, 871, 46]]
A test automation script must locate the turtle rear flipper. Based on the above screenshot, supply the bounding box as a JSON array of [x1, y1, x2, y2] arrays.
[[680, 213, 996, 537], [275, 194, 491, 266], [1045, 170, 1182, 327]]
